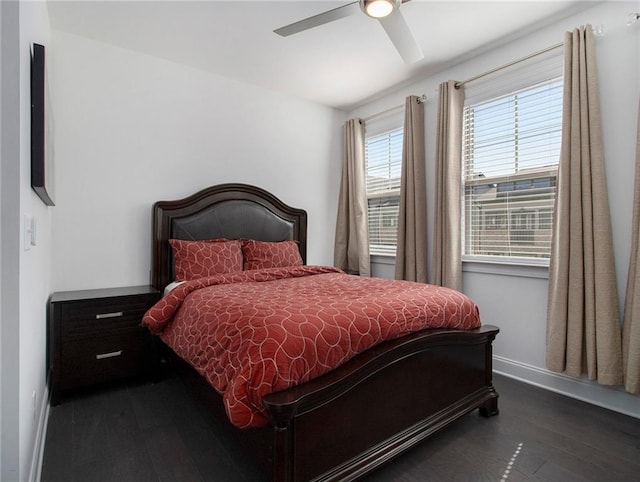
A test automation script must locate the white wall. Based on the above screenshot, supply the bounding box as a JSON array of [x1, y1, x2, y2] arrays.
[[19, 2, 55, 478], [50, 31, 345, 292], [0, 2, 21, 479], [1, 0, 2, 470], [351, 1, 640, 417], [1, 1, 54, 481]]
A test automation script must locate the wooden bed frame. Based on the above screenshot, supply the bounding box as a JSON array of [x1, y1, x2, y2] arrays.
[[151, 183, 500, 482]]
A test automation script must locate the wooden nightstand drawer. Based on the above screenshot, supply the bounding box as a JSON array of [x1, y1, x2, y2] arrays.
[[48, 286, 162, 404], [61, 295, 155, 339], [59, 330, 152, 390]]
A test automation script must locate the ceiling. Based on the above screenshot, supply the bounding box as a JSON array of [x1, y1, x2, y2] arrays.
[[47, 0, 592, 111]]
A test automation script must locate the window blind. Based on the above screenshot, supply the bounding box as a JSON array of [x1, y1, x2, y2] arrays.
[[462, 49, 563, 261], [365, 111, 403, 256]]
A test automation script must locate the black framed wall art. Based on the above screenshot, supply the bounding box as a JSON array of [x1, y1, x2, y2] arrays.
[[31, 42, 55, 206]]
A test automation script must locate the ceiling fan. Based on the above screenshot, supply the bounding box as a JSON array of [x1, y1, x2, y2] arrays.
[[274, 0, 424, 64]]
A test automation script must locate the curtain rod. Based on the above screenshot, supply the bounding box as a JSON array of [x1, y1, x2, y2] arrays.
[[455, 42, 563, 89], [363, 94, 427, 122]]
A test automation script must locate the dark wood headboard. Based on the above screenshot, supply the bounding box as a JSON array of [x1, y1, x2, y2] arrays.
[[152, 183, 308, 290]]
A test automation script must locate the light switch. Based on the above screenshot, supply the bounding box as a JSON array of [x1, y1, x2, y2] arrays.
[[31, 216, 37, 246], [24, 214, 32, 251], [23, 214, 36, 250]]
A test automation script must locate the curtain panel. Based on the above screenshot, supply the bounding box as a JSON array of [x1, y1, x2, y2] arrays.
[[334, 118, 371, 276], [431, 81, 464, 291], [623, 99, 640, 394], [546, 25, 623, 385], [395, 95, 427, 282]]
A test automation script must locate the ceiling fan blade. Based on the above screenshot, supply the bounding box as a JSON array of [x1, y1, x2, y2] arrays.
[[378, 10, 423, 64], [274, 1, 360, 37]]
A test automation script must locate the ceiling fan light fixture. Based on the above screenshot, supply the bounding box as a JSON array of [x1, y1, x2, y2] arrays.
[[360, 0, 400, 19]]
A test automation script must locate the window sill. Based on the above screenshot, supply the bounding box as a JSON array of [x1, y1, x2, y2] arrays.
[[370, 253, 396, 265], [462, 257, 549, 279], [371, 254, 549, 279]]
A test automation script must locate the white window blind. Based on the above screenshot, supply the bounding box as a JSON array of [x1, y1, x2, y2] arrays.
[[365, 111, 403, 256], [462, 49, 563, 262]]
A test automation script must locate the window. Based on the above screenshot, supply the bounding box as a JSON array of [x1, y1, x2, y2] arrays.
[[462, 54, 563, 263], [365, 114, 403, 256]]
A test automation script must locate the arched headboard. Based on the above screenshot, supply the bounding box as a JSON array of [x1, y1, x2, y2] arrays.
[[152, 183, 308, 290]]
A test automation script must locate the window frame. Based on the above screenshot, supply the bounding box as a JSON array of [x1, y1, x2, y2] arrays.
[[461, 51, 563, 270]]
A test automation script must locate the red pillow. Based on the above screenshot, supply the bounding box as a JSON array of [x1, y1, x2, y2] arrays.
[[169, 239, 243, 281], [242, 239, 303, 270]]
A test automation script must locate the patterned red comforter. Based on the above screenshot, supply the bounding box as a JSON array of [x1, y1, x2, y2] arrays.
[[143, 266, 481, 428]]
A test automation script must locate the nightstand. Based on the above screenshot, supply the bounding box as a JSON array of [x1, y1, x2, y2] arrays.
[[48, 285, 161, 405]]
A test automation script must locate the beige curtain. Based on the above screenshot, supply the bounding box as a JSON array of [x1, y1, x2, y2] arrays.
[[334, 118, 371, 276], [546, 25, 623, 385], [395, 96, 427, 282], [431, 81, 464, 291], [623, 99, 640, 394]]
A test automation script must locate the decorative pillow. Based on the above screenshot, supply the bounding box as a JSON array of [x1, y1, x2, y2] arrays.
[[169, 239, 243, 281], [242, 239, 303, 270]]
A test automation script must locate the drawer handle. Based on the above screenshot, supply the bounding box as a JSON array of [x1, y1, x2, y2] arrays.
[[96, 350, 123, 360], [95, 311, 123, 319]]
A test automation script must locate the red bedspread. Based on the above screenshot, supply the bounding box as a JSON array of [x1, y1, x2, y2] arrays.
[[143, 266, 481, 428]]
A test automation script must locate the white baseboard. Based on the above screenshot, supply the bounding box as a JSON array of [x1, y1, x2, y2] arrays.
[[28, 385, 50, 482], [493, 355, 640, 420]]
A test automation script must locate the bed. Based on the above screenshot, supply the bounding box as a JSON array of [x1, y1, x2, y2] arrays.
[[146, 182, 499, 482]]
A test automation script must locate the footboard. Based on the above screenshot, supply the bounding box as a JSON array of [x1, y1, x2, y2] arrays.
[[262, 325, 499, 482]]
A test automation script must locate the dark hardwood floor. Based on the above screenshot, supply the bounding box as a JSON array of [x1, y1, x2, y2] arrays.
[[41, 367, 640, 482]]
